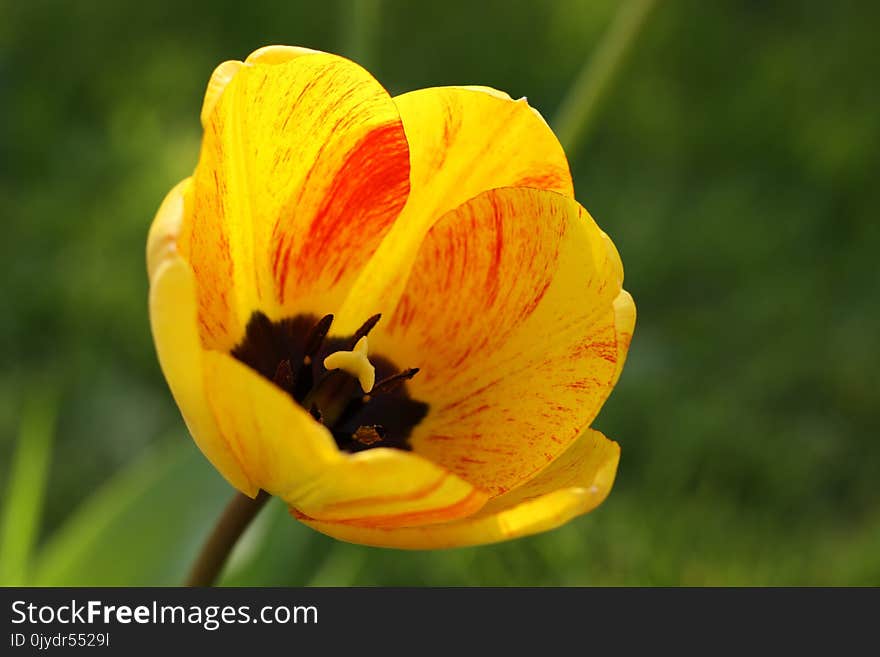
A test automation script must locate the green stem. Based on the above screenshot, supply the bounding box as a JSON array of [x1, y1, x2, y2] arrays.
[[185, 490, 270, 587], [553, 0, 658, 154]]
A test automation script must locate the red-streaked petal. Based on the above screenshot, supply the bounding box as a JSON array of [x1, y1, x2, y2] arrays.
[[334, 85, 572, 335], [180, 51, 410, 350], [298, 429, 619, 548], [367, 187, 625, 495], [291, 448, 488, 529]]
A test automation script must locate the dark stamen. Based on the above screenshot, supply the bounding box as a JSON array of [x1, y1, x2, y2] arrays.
[[231, 311, 427, 454], [372, 368, 420, 395], [272, 359, 294, 391], [350, 313, 382, 346], [303, 313, 334, 357], [352, 425, 386, 447], [293, 314, 334, 401], [336, 369, 419, 432]]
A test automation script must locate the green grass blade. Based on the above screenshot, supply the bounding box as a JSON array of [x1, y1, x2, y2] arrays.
[[340, 0, 382, 68], [30, 442, 230, 586], [553, 0, 657, 154], [0, 390, 58, 586]]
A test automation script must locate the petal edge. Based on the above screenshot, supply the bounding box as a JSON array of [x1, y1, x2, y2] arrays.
[[149, 255, 257, 496], [297, 429, 619, 549]]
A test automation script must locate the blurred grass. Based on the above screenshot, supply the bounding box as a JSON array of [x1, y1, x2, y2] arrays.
[[29, 443, 228, 586], [1, 0, 878, 585], [554, 0, 656, 152], [0, 390, 57, 585]]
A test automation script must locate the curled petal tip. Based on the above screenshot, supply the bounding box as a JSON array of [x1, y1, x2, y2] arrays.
[[245, 45, 326, 66], [200, 60, 242, 127]]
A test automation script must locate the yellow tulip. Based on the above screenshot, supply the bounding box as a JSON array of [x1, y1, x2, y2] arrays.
[[147, 45, 635, 549]]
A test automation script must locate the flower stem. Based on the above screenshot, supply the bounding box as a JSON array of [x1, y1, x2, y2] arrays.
[[553, 0, 658, 154], [185, 489, 270, 587]]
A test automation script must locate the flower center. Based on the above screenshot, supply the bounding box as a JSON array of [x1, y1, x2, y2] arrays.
[[230, 311, 428, 452]]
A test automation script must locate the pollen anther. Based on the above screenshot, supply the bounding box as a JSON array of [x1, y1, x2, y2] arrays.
[[323, 336, 376, 393]]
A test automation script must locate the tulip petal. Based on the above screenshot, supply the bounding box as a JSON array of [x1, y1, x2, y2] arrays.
[[369, 187, 624, 495], [612, 289, 636, 386], [394, 84, 573, 212], [334, 85, 572, 334], [181, 51, 410, 350], [199, 352, 487, 525], [200, 60, 242, 128], [244, 44, 326, 65], [200, 351, 343, 502], [297, 429, 619, 549], [200, 48, 327, 127], [292, 448, 489, 529], [149, 254, 257, 497], [146, 178, 190, 280]]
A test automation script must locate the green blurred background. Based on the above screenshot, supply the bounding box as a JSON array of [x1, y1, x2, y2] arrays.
[[2, 0, 878, 586]]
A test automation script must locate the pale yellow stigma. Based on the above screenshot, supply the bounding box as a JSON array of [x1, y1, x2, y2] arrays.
[[322, 336, 375, 393]]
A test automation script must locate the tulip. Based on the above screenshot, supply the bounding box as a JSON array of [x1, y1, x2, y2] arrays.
[[148, 45, 635, 550]]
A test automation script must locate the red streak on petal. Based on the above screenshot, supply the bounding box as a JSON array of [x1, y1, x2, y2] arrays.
[[338, 488, 487, 529], [458, 403, 492, 420], [484, 202, 505, 307], [274, 121, 410, 300], [438, 378, 503, 413], [512, 170, 568, 191], [291, 481, 488, 529], [317, 473, 448, 514]]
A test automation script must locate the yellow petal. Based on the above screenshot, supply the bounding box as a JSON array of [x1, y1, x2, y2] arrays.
[[611, 289, 636, 386], [200, 47, 329, 129], [297, 429, 619, 548], [601, 229, 624, 287], [181, 51, 410, 350], [292, 448, 488, 529], [200, 61, 242, 128], [199, 352, 486, 526], [146, 178, 189, 280], [149, 254, 256, 497], [200, 351, 342, 502], [368, 187, 623, 496], [455, 85, 513, 100], [334, 85, 573, 334], [244, 44, 326, 65]]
